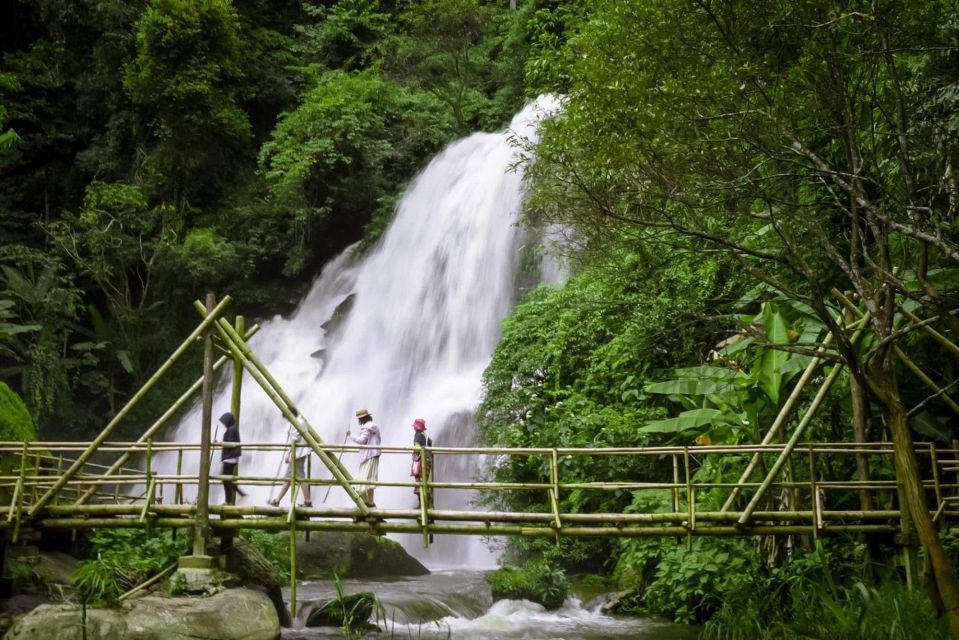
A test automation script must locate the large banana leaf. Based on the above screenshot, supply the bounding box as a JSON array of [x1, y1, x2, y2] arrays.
[[638, 408, 729, 434]]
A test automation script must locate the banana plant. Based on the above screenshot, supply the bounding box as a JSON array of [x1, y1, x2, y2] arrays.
[[638, 299, 826, 443]]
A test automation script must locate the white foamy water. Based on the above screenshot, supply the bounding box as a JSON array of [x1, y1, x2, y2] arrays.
[[284, 571, 699, 640], [162, 96, 563, 567]]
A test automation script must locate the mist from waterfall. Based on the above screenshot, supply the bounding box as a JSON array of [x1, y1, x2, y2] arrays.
[[163, 96, 563, 568]]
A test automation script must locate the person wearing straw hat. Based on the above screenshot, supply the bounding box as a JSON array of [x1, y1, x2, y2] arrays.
[[347, 408, 381, 507]]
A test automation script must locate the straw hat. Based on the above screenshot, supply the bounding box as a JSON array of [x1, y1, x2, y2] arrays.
[[355, 408, 371, 419]]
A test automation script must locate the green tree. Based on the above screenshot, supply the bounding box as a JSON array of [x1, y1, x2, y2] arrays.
[[125, 0, 251, 210], [259, 69, 452, 275], [45, 182, 177, 378], [525, 0, 959, 629]]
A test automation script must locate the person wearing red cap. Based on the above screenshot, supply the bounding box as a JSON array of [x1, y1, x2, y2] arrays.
[[411, 418, 434, 509]]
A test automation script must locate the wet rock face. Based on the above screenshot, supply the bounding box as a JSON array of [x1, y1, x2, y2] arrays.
[[4, 587, 280, 640], [295, 531, 429, 580]]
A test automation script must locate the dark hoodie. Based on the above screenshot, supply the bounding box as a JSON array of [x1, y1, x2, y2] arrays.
[[219, 412, 241, 461]]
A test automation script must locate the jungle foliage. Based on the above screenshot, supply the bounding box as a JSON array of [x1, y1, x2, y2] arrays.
[[0, 0, 558, 436], [475, 0, 959, 633]]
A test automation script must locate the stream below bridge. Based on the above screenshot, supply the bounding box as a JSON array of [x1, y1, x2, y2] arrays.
[[281, 570, 699, 640]]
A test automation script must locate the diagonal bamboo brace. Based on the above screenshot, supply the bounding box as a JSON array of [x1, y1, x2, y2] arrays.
[[75, 324, 261, 505], [737, 312, 870, 525], [28, 296, 233, 517], [193, 301, 369, 515]]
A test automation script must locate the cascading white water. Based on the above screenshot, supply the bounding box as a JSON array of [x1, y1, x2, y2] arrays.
[[163, 95, 563, 567]]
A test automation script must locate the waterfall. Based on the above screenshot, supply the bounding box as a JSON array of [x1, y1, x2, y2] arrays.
[[163, 95, 563, 568]]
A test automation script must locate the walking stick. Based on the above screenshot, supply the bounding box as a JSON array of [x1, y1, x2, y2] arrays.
[[322, 430, 351, 503]]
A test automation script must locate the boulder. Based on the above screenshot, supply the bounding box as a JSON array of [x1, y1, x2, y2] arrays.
[[4, 587, 279, 640], [294, 532, 428, 580]]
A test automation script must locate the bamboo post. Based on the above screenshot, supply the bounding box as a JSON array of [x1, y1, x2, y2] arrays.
[[550, 449, 562, 541], [305, 455, 312, 543], [684, 447, 693, 550], [30, 295, 232, 516], [721, 326, 840, 512], [192, 301, 369, 515], [7, 443, 26, 523], [808, 447, 819, 540], [193, 293, 216, 558], [672, 454, 680, 514], [287, 440, 298, 525], [419, 444, 429, 547], [175, 449, 184, 506], [140, 438, 154, 527], [55, 454, 63, 505], [12, 443, 26, 543], [30, 451, 39, 504], [932, 445, 944, 529], [75, 324, 259, 505], [290, 483, 298, 620]]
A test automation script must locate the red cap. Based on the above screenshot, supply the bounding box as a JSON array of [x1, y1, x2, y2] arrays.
[[413, 418, 426, 431]]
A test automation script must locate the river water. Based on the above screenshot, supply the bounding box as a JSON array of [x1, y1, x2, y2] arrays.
[[282, 570, 699, 640]]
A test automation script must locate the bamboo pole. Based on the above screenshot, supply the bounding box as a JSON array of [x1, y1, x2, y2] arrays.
[[721, 325, 841, 512], [895, 348, 959, 415], [738, 347, 859, 525], [290, 476, 298, 620], [192, 301, 369, 515], [7, 443, 25, 524], [208, 314, 355, 483], [29, 516, 901, 538], [672, 454, 680, 513], [232, 316, 244, 422], [175, 450, 183, 506], [35, 502, 908, 523], [193, 293, 217, 557], [120, 561, 177, 601], [550, 449, 562, 537], [808, 447, 819, 540], [932, 445, 944, 529], [75, 324, 259, 505], [836, 293, 959, 416], [30, 295, 232, 516], [419, 444, 429, 548], [897, 305, 959, 358]]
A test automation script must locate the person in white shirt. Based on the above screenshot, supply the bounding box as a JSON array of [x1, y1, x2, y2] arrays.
[[268, 428, 312, 508]]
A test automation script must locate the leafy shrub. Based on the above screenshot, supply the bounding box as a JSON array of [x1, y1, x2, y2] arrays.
[[71, 560, 123, 606], [486, 561, 570, 610], [641, 538, 759, 624], [0, 381, 36, 441], [240, 530, 290, 582], [78, 528, 186, 593]]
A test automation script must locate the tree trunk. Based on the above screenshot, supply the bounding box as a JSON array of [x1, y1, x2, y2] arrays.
[[871, 363, 959, 638], [850, 375, 874, 511]]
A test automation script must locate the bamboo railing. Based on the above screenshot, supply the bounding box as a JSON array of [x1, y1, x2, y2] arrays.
[[1, 439, 957, 545]]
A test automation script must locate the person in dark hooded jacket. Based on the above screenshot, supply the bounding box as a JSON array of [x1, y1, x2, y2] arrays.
[[218, 412, 242, 504]]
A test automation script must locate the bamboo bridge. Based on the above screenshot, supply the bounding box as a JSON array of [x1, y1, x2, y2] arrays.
[[1, 293, 956, 585], [1, 440, 958, 546]]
